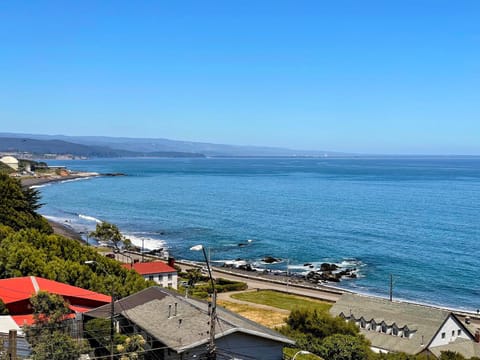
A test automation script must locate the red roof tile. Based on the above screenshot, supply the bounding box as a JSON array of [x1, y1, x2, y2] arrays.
[[0, 276, 111, 304], [122, 261, 176, 275], [12, 313, 76, 327]]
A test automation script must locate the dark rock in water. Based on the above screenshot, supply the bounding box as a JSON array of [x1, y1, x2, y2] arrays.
[[238, 263, 254, 271], [238, 243, 247, 247], [303, 263, 312, 267], [320, 263, 338, 272], [102, 173, 126, 177], [262, 256, 281, 264]]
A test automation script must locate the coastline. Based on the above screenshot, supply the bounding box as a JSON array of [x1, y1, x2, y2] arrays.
[[20, 171, 100, 188], [27, 168, 480, 318], [41, 211, 480, 320], [21, 172, 99, 242]]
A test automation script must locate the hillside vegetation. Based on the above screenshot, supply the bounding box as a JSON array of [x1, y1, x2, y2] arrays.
[[0, 173, 152, 297]]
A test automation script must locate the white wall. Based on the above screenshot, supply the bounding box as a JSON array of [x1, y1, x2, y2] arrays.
[[429, 315, 472, 348], [143, 272, 178, 289]]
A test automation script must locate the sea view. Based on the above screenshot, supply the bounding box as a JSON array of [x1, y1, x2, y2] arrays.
[[37, 157, 480, 311]]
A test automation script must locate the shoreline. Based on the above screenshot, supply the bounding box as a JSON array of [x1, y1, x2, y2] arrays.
[[28, 173, 480, 318], [45, 215, 480, 319], [20, 171, 100, 188]]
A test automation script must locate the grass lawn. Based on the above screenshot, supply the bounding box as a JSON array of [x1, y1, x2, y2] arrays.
[[217, 299, 288, 328], [231, 290, 332, 313]]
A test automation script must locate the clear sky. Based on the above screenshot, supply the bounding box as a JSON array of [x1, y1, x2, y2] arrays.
[[1, 1, 479, 154]]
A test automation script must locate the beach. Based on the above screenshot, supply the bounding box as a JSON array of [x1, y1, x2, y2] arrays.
[[20, 171, 100, 188], [34, 157, 480, 312], [21, 172, 99, 242]]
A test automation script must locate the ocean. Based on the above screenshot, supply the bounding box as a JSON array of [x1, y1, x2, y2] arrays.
[[36, 157, 480, 311]]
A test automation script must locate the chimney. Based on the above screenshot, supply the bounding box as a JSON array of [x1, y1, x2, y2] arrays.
[[475, 329, 480, 343], [168, 304, 172, 318], [174, 303, 178, 316], [168, 257, 175, 268]]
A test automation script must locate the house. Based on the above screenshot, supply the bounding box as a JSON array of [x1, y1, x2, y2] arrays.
[[123, 261, 178, 289], [0, 276, 111, 330], [330, 293, 480, 358], [0, 276, 111, 358], [0, 156, 19, 171], [85, 286, 294, 360]]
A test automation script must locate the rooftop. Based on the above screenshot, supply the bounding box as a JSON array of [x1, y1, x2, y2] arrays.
[[86, 286, 294, 352], [122, 261, 176, 275], [330, 293, 463, 354]]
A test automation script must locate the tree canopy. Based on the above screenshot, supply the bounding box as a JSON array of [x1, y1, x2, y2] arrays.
[[0, 174, 52, 233]]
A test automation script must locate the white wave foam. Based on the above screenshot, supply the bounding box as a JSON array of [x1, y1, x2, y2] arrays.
[[30, 184, 49, 189], [60, 175, 98, 184], [78, 214, 102, 223], [124, 233, 166, 251]]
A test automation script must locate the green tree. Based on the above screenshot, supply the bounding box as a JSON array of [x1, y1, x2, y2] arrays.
[[90, 221, 124, 249], [117, 334, 146, 360], [285, 309, 359, 339], [319, 334, 371, 360], [24, 292, 90, 360], [0, 174, 52, 233], [30, 331, 87, 360], [439, 351, 466, 360], [84, 318, 111, 351], [185, 268, 203, 286]]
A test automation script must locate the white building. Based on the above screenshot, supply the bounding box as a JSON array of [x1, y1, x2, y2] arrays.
[[123, 261, 178, 289], [330, 293, 480, 358], [0, 156, 19, 171]]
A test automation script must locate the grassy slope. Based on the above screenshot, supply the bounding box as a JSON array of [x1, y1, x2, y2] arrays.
[[231, 290, 332, 313]]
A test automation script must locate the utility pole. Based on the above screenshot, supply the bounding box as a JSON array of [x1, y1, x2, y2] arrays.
[[286, 258, 290, 293], [190, 245, 216, 360]]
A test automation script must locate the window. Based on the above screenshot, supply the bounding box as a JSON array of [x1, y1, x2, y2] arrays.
[[168, 274, 172, 280], [392, 327, 398, 336], [452, 330, 455, 337], [458, 329, 462, 336], [381, 323, 387, 333], [441, 332, 446, 339], [148, 275, 154, 281]]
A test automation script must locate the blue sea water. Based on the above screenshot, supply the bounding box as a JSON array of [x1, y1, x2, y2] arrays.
[[37, 157, 480, 311]]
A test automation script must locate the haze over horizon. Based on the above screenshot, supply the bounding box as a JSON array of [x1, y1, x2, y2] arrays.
[[1, 1, 480, 155]]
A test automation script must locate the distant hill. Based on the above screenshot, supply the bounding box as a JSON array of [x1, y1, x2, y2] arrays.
[[0, 133, 346, 157], [0, 137, 205, 158]]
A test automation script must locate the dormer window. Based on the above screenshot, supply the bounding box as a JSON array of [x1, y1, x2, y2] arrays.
[[392, 325, 398, 336], [381, 322, 388, 333]]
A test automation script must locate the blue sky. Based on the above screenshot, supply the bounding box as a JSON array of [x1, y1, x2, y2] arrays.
[[1, 1, 479, 154]]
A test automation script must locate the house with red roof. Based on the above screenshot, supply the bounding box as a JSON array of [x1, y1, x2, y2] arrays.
[[0, 276, 111, 331], [123, 261, 178, 289]]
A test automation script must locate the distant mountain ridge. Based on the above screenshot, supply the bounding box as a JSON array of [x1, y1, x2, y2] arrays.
[[0, 133, 345, 157], [0, 137, 205, 158]]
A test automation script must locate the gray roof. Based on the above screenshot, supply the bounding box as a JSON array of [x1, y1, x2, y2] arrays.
[[330, 293, 454, 354], [85, 287, 294, 352], [429, 338, 480, 359]]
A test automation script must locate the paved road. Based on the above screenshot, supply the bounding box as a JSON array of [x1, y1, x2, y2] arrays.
[[176, 260, 344, 303]]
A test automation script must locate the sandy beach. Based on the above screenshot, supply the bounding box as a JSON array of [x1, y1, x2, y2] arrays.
[[21, 172, 99, 242], [20, 172, 100, 188]]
